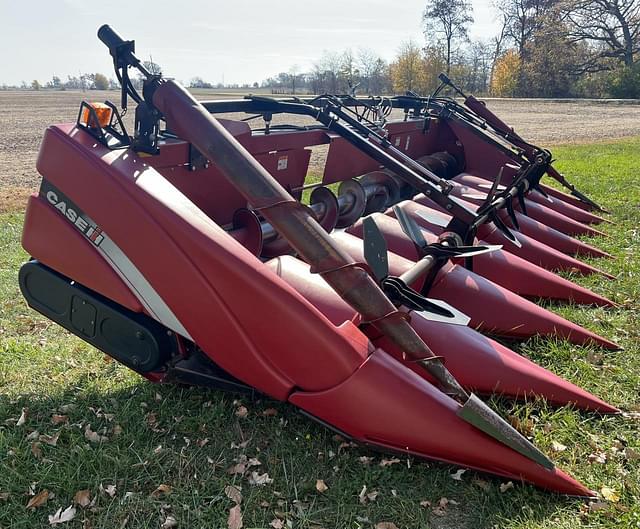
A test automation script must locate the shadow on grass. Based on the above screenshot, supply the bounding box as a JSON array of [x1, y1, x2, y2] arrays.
[[0, 363, 587, 529]]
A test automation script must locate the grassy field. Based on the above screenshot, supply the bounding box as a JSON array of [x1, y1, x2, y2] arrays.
[[0, 138, 639, 528]]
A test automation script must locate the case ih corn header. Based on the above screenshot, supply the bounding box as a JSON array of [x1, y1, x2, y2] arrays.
[[19, 26, 622, 496]]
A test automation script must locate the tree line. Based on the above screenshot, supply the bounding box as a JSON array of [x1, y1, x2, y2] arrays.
[[260, 0, 640, 98], [4, 3, 638, 98]]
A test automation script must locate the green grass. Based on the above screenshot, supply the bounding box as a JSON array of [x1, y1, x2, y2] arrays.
[[1, 138, 639, 529]]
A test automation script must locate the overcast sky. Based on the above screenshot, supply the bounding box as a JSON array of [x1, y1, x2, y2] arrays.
[[1, 0, 500, 86]]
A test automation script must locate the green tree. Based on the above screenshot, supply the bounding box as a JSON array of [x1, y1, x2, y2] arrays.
[[93, 73, 109, 90], [423, 0, 474, 74]]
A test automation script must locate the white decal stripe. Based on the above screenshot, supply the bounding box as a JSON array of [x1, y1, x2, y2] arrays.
[[92, 231, 193, 340]]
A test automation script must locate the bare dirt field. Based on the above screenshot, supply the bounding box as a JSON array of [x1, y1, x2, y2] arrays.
[[1, 89, 639, 211]]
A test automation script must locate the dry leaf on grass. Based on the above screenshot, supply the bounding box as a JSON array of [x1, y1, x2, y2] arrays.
[[225, 485, 242, 504], [624, 447, 640, 460], [84, 424, 108, 443], [601, 486, 620, 502], [161, 515, 178, 529], [39, 431, 60, 446], [499, 481, 514, 493], [270, 519, 284, 529], [358, 485, 379, 504], [27, 489, 49, 509], [227, 463, 246, 475], [228, 504, 243, 529], [26, 430, 40, 441], [473, 478, 490, 491], [0, 492, 10, 501], [151, 484, 172, 498], [262, 408, 278, 416], [73, 490, 91, 508], [551, 441, 567, 452], [419, 499, 431, 507], [375, 523, 400, 529], [48, 505, 76, 525], [51, 414, 68, 425], [101, 484, 117, 498], [379, 458, 401, 467], [31, 442, 43, 459], [588, 452, 607, 464], [247, 472, 273, 486], [235, 406, 248, 418], [358, 456, 374, 465], [588, 500, 609, 512], [16, 408, 27, 427], [450, 469, 466, 481], [315, 479, 328, 493]]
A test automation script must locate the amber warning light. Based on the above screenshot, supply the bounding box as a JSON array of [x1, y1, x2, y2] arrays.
[[80, 102, 113, 128]]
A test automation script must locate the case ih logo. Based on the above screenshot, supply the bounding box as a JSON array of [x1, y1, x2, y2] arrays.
[[41, 181, 105, 246]]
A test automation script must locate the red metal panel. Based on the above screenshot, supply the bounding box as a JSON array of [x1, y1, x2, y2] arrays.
[[151, 148, 311, 225], [34, 124, 370, 397], [290, 350, 592, 496], [22, 194, 143, 313], [322, 135, 381, 184]]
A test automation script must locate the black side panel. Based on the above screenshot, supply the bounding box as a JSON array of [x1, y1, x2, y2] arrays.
[[18, 260, 177, 372]]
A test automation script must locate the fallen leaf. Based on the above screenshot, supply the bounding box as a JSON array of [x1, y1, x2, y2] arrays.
[[227, 463, 246, 475], [601, 486, 620, 502], [508, 415, 533, 436], [225, 485, 242, 504], [73, 490, 91, 508], [473, 478, 490, 491], [59, 404, 76, 413], [367, 490, 379, 502], [161, 515, 178, 529], [150, 484, 172, 498], [26, 430, 40, 441], [197, 438, 209, 447], [31, 442, 43, 459], [247, 458, 262, 467], [51, 415, 68, 425], [499, 481, 514, 493], [551, 441, 567, 452], [39, 431, 60, 446], [419, 500, 431, 507], [269, 519, 284, 529], [0, 492, 9, 501], [262, 408, 278, 417], [27, 490, 49, 509], [17, 408, 27, 427], [379, 458, 401, 467], [228, 504, 243, 529], [588, 452, 607, 464], [84, 424, 108, 443], [247, 472, 273, 486], [375, 523, 400, 529], [101, 484, 116, 498], [112, 424, 123, 436], [358, 485, 368, 504], [624, 447, 640, 460], [358, 456, 374, 465], [235, 406, 248, 418], [48, 505, 76, 525], [450, 469, 466, 481], [589, 500, 609, 512], [315, 479, 328, 493]]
